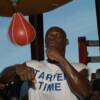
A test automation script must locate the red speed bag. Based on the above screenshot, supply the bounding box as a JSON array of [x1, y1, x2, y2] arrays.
[[8, 13, 36, 46]]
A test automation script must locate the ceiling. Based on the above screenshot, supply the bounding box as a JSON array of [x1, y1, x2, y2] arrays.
[[0, 0, 72, 17]]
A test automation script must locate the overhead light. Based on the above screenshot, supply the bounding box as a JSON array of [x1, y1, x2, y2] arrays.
[[10, 0, 20, 7]]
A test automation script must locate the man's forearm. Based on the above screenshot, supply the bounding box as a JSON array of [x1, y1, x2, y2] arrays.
[[58, 58, 92, 99]]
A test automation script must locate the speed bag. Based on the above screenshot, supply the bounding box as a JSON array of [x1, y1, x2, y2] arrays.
[[8, 13, 36, 46]]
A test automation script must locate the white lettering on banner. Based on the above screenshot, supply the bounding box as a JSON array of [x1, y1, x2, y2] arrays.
[[34, 68, 66, 92]]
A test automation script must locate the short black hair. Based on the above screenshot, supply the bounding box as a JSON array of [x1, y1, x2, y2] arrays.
[[46, 26, 66, 37]]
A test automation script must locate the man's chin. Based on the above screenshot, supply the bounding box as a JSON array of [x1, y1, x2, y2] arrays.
[[47, 59, 58, 64], [47, 47, 58, 50]]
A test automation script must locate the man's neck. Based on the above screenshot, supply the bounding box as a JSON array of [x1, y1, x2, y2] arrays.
[[47, 59, 58, 65]]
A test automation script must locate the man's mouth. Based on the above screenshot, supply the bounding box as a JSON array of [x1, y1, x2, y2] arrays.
[[48, 43, 56, 47]]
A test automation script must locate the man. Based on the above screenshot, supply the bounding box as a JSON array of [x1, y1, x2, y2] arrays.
[[0, 26, 92, 100]]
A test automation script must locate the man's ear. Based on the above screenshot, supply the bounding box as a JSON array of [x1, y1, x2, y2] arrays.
[[65, 38, 69, 45], [45, 49, 48, 55]]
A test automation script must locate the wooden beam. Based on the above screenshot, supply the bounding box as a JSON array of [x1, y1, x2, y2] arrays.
[[95, 0, 100, 48], [86, 40, 100, 46], [88, 56, 100, 63], [29, 14, 44, 60], [78, 37, 88, 65]]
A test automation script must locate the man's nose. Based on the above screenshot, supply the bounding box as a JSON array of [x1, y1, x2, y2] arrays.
[[49, 35, 56, 40]]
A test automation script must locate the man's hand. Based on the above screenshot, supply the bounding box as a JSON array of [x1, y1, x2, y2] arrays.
[[47, 49, 64, 63], [15, 64, 35, 83]]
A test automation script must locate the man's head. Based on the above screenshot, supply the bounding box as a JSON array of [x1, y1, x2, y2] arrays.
[[45, 26, 69, 56]]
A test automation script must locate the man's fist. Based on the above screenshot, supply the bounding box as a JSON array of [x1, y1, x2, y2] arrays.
[[15, 64, 35, 83], [47, 49, 63, 63]]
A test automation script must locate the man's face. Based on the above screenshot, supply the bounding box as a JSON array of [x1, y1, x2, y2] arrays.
[[45, 30, 68, 52]]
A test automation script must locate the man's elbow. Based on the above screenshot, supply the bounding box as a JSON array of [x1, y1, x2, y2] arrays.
[[78, 88, 92, 100]]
